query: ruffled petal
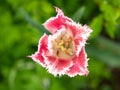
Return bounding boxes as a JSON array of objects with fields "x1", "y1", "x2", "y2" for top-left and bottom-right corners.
[
  {"x1": 44, "y1": 7, "x2": 72, "y2": 34},
  {"x1": 29, "y1": 34, "x2": 48, "y2": 67},
  {"x1": 75, "y1": 25, "x2": 92, "y2": 56},
  {"x1": 43, "y1": 55, "x2": 73, "y2": 76},
  {"x1": 66, "y1": 47, "x2": 89, "y2": 77},
  {"x1": 65, "y1": 21, "x2": 92, "y2": 56}
]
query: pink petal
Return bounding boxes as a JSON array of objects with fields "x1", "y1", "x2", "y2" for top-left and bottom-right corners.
[
  {"x1": 44, "y1": 7, "x2": 72, "y2": 34},
  {"x1": 65, "y1": 21, "x2": 92, "y2": 56},
  {"x1": 30, "y1": 34, "x2": 48, "y2": 67},
  {"x1": 66, "y1": 47, "x2": 89, "y2": 77},
  {"x1": 43, "y1": 55, "x2": 73, "y2": 76}
]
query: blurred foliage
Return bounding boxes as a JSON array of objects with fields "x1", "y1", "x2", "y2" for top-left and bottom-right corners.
[{"x1": 0, "y1": 0, "x2": 120, "y2": 90}]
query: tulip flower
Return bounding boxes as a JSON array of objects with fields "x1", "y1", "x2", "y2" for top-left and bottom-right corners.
[{"x1": 30, "y1": 7, "x2": 92, "y2": 77}]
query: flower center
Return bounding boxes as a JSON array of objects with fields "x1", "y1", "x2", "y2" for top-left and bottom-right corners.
[{"x1": 48, "y1": 29, "x2": 76, "y2": 60}]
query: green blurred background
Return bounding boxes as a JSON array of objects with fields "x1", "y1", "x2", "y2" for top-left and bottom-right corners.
[{"x1": 0, "y1": 0, "x2": 120, "y2": 90}]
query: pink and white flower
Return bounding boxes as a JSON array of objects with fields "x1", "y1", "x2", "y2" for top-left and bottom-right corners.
[{"x1": 30, "y1": 7, "x2": 92, "y2": 77}]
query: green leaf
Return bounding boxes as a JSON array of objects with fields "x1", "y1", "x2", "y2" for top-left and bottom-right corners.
[
  {"x1": 87, "y1": 36, "x2": 120, "y2": 68},
  {"x1": 100, "y1": 3, "x2": 116, "y2": 38},
  {"x1": 100, "y1": 3, "x2": 115, "y2": 23},
  {"x1": 72, "y1": 6, "x2": 85, "y2": 22},
  {"x1": 116, "y1": 15, "x2": 120, "y2": 24},
  {"x1": 111, "y1": 0, "x2": 120, "y2": 7},
  {"x1": 19, "y1": 8, "x2": 50, "y2": 34},
  {"x1": 8, "y1": 69, "x2": 16, "y2": 90},
  {"x1": 90, "y1": 15, "x2": 103, "y2": 38},
  {"x1": 105, "y1": 21, "x2": 116, "y2": 38}
]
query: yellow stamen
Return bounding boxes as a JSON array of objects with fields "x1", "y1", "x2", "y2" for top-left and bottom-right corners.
[
  {"x1": 51, "y1": 30, "x2": 75, "y2": 60},
  {"x1": 59, "y1": 40, "x2": 64, "y2": 46},
  {"x1": 65, "y1": 49, "x2": 71, "y2": 55},
  {"x1": 60, "y1": 46, "x2": 66, "y2": 51}
]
